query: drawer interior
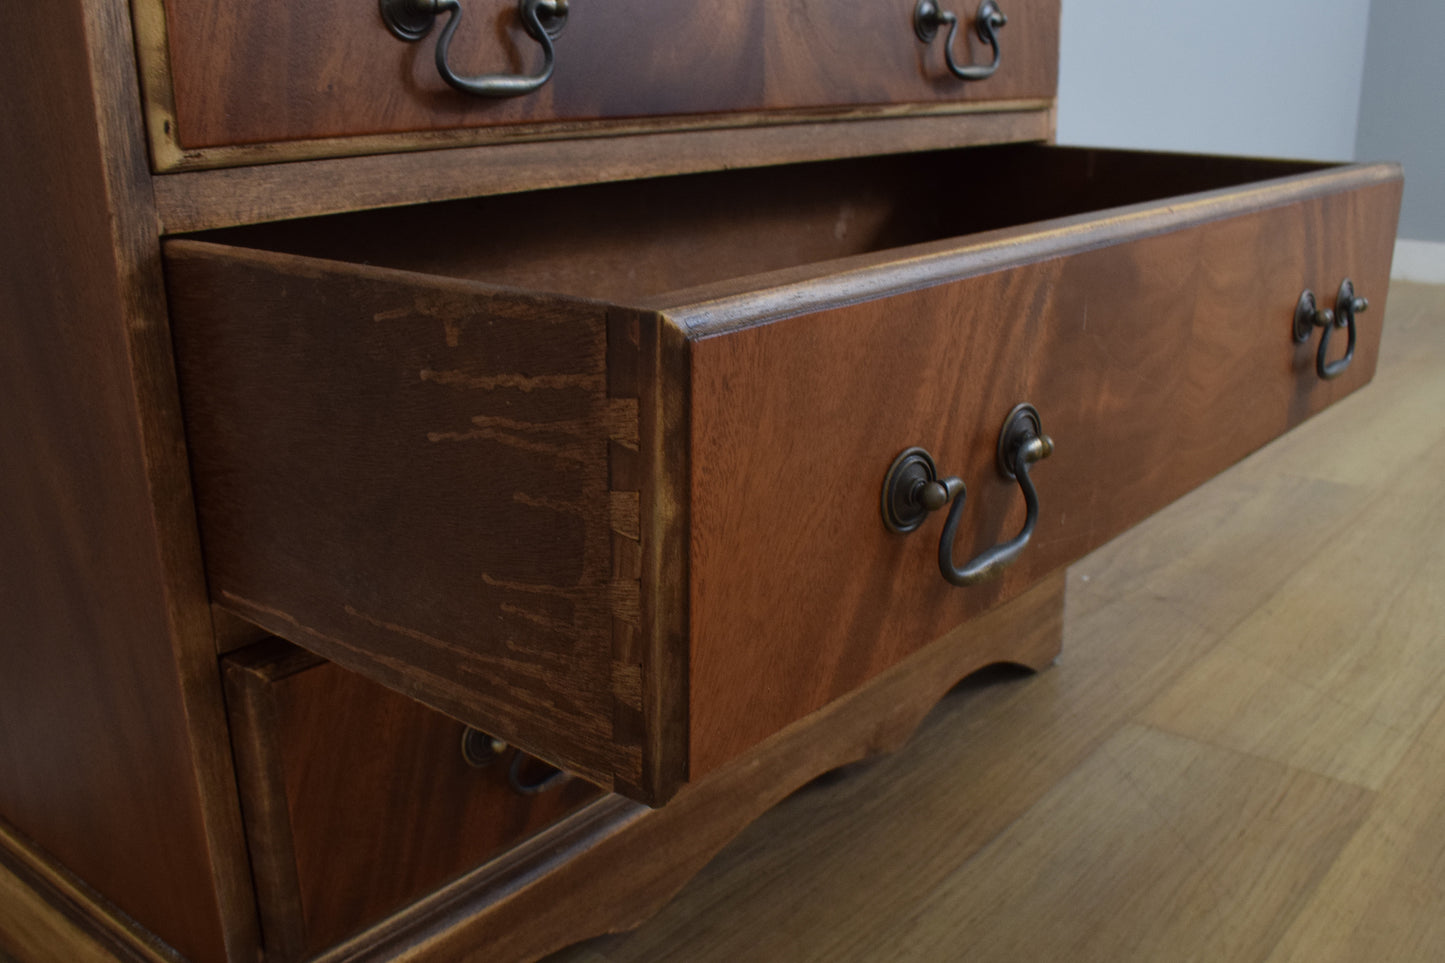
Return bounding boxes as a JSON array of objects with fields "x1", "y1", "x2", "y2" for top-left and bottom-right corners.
[{"x1": 192, "y1": 145, "x2": 1327, "y2": 302}]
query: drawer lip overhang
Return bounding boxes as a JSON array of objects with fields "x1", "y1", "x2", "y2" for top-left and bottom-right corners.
[{"x1": 656, "y1": 159, "x2": 1404, "y2": 340}]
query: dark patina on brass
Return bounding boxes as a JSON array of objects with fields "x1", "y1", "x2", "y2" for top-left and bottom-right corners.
[
  {"x1": 938, "y1": 403, "x2": 1053, "y2": 586},
  {"x1": 881, "y1": 404, "x2": 1052, "y2": 586},
  {"x1": 462, "y1": 726, "x2": 569, "y2": 794},
  {"x1": 508, "y1": 753, "x2": 569, "y2": 795},
  {"x1": 1294, "y1": 279, "x2": 1367, "y2": 380},
  {"x1": 881, "y1": 447, "x2": 966, "y2": 534},
  {"x1": 380, "y1": 0, "x2": 568, "y2": 98},
  {"x1": 460, "y1": 726, "x2": 508, "y2": 767},
  {"x1": 914, "y1": 0, "x2": 1007, "y2": 81}
]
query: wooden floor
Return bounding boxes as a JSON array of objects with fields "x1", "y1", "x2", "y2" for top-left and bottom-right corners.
[{"x1": 548, "y1": 280, "x2": 1445, "y2": 963}]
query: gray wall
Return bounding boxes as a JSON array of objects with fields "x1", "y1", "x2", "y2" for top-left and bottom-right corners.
[
  {"x1": 1055, "y1": 0, "x2": 1372, "y2": 161},
  {"x1": 1354, "y1": 0, "x2": 1445, "y2": 243}
]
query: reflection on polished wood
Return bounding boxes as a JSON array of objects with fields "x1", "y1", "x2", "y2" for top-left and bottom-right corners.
[{"x1": 548, "y1": 280, "x2": 1445, "y2": 963}]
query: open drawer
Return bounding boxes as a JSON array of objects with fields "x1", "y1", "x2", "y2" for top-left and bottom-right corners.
[{"x1": 165, "y1": 145, "x2": 1402, "y2": 804}]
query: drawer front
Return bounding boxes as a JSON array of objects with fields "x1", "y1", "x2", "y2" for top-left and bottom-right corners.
[
  {"x1": 224, "y1": 641, "x2": 601, "y2": 959},
  {"x1": 165, "y1": 148, "x2": 1401, "y2": 805},
  {"x1": 679, "y1": 173, "x2": 1403, "y2": 776},
  {"x1": 142, "y1": 0, "x2": 1057, "y2": 157}
]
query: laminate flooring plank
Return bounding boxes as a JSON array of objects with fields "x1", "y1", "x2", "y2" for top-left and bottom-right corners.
[
  {"x1": 1137, "y1": 427, "x2": 1445, "y2": 790},
  {"x1": 1224, "y1": 356, "x2": 1445, "y2": 490},
  {"x1": 1065, "y1": 472, "x2": 1364, "y2": 634},
  {"x1": 1371, "y1": 280, "x2": 1445, "y2": 366},
  {"x1": 855, "y1": 725, "x2": 1370, "y2": 963},
  {"x1": 1264, "y1": 692, "x2": 1445, "y2": 963}
]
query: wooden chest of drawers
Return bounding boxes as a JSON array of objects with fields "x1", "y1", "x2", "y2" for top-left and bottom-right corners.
[{"x1": 0, "y1": 1, "x2": 1402, "y2": 961}]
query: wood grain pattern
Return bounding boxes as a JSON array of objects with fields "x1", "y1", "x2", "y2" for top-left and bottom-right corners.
[
  {"x1": 678, "y1": 165, "x2": 1402, "y2": 776},
  {"x1": 145, "y1": 0, "x2": 1058, "y2": 154},
  {"x1": 198, "y1": 148, "x2": 1043, "y2": 302},
  {"x1": 185, "y1": 147, "x2": 1331, "y2": 309},
  {"x1": 151, "y1": 108, "x2": 1054, "y2": 229},
  {"x1": 646, "y1": 156, "x2": 1382, "y2": 328},
  {"x1": 1131, "y1": 349, "x2": 1445, "y2": 793},
  {"x1": 164, "y1": 241, "x2": 641, "y2": 795},
  {"x1": 318, "y1": 570, "x2": 1064, "y2": 963},
  {"x1": 0, "y1": 0, "x2": 257, "y2": 959},
  {"x1": 633, "y1": 309, "x2": 692, "y2": 800},
  {"x1": 1268, "y1": 680, "x2": 1445, "y2": 963},
  {"x1": 604, "y1": 311, "x2": 652, "y2": 799},
  {"x1": 224, "y1": 640, "x2": 601, "y2": 959},
  {"x1": 854, "y1": 724, "x2": 1370, "y2": 961}
]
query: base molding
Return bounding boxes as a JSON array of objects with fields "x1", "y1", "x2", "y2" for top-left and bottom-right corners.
[
  {"x1": 0, "y1": 821, "x2": 179, "y2": 963},
  {"x1": 320, "y1": 570, "x2": 1065, "y2": 963},
  {"x1": 0, "y1": 570, "x2": 1065, "y2": 963}
]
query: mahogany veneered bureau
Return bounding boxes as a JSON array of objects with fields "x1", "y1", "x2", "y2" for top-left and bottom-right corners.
[{"x1": 0, "y1": 1, "x2": 1401, "y2": 961}]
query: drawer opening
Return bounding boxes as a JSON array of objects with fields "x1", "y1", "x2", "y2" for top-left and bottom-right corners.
[{"x1": 188, "y1": 145, "x2": 1328, "y2": 305}]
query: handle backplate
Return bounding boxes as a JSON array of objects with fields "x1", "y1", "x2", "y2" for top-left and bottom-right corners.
[
  {"x1": 881, "y1": 403, "x2": 1052, "y2": 587},
  {"x1": 882, "y1": 447, "x2": 965, "y2": 534}
]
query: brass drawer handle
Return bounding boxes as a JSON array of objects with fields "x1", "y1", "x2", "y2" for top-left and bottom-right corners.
[
  {"x1": 381, "y1": 0, "x2": 567, "y2": 98},
  {"x1": 461, "y1": 727, "x2": 570, "y2": 794},
  {"x1": 882, "y1": 403, "x2": 1053, "y2": 586},
  {"x1": 507, "y1": 753, "x2": 569, "y2": 795},
  {"x1": 914, "y1": 0, "x2": 1007, "y2": 81},
  {"x1": 1294, "y1": 278, "x2": 1367, "y2": 380}
]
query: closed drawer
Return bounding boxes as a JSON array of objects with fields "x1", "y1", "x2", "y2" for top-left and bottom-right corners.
[
  {"x1": 135, "y1": 0, "x2": 1058, "y2": 167},
  {"x1": 223, "y1": 639, "x2": 601, "y2": 959},
  {"x1": 167, "y1": 145, "x2": 1402, "y2": 804}
]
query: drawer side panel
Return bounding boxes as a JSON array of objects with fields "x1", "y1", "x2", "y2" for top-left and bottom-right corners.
[
  {"x1": 686, "y1": 176, "x2": 1403, "y2": 777},
  {"x1": 166, "y1": 241, "x2": 637, "y2": 790}
]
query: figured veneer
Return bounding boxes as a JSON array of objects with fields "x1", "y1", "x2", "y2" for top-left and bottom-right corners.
[
  {"x1": 137, "y1": 0, "x2": 1059, "y2": 162},
  {"x1": 679, "y1": 176, "x2": 1401, "y2": 772}
]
